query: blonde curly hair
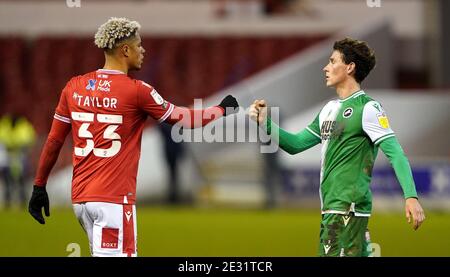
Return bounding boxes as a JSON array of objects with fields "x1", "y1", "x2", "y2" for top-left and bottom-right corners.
[{"x1": 94, "y1": 17, "x2": 141, "y2": 50}]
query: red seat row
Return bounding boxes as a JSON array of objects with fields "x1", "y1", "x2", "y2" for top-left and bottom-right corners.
[{"x1": 0, "y1": 35, "x2": 327, "y2": 135}]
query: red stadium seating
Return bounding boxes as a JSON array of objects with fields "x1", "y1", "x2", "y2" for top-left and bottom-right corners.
[
  {"x1": 0, "y1": 34, "x2": 329, "y2": 172},
  {"x1": 0, "y1": 35, "x2": 328, "y2": 135}
]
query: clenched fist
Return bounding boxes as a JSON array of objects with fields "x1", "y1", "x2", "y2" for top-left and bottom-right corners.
[{"x1": 248, "y1": 99, "x2": 268, "y2": 125}]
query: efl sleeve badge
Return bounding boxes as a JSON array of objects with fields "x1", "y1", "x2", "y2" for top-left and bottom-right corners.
[{"x1": 377, "y1": 113, "x2": 390, "y2": 129}]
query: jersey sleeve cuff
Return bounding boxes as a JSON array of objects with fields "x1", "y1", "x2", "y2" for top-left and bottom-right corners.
[
  {"x1": 158, "y1": 103, "x2": 175, "y2": 123},
  {"x1": 54, "y1": 113, "x2": 71, "y2": 124},
  {"x1": 373, "y1": 133, "x2": 395, "y2": 145}
]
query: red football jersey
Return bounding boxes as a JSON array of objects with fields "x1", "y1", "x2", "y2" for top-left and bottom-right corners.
[{"x1": 54, "y1": 69, "x2": 174, "y2": 204}]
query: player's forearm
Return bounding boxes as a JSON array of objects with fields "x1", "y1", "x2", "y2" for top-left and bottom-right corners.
[
  {"x1": 266, "y1": 118, "x2": 321, "y2": 155},
  {"x1": 34, "y1": 119, "x2": 70, "y2": 187},
  {"x1": 165, "y1": 106, "x2": 224, "y2": 129},
  {"x1": 379, "y1": 137, "x2": 418, "y2": 199},
  {"x1": 34, "y1": 138, "x2": 64, "y2": 186}
]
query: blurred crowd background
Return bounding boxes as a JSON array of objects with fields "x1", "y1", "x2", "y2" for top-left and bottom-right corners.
[{"x1": 0, "y1": 0, "x2": 449, "y2": 213}]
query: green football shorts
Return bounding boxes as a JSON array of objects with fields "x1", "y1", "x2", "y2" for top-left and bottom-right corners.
[{"x1": 318, "y1": 212, "x2": 372, "y2": 257}]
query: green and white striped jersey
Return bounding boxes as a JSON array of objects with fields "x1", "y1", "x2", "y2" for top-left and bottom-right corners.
[{"x1": 307, "y1": 90, "x2": 395, "y2": 216}]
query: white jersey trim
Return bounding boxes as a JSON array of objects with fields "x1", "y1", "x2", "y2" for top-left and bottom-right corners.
[
  {"x1": 374, "y1": 133, "x2": 396, "y2": 145},
  {"x1": 97, "y1": 69, "x2": 125, "y2": 74},
  {"x1": 318, "y1": 100, "x2": 342, "y2": 210},
  {"x1": 54, "y1": 113, "x2": 71, "y2": 124},
  {"x1": 158, "y1": 103, "x2": 174, "y2": 123},
  {"x1": 306, "y1": 127, "x2": 321, "y2": 139},
  {"x1": 354, "y1": 212, "x2": 371, "y2": 217},
  {"x1": 142, "y1": 81, "x2": 152, "y2": 89}
]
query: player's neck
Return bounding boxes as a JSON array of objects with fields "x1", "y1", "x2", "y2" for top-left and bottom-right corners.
[
  {"x1": 335, "y1": 79, "x2": 361, "y2": 100},
  {"x1": 103, "y1": 57, "x2": 129, "y2": 74}
]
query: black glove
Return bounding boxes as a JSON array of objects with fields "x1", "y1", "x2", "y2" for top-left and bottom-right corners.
[
  {"x1": 28, "y1": 185, "x2": 50, "y2": 224},
  {"x1": 218, "y1": 95, "x2": 239, "y2": 116}
]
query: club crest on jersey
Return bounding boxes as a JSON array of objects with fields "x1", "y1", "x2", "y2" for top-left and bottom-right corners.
[
  {"x1": 150, "y1": 89, "x2": 164, "y2": 105},
  {"x1": 161, "y1": 101, "x2": 168, "y2": 109},
  {"x1": 377, "y1": 113, "x2": 390, "y2": 129},
  {"x1": 343, "y1": 107, "x2": 353, "y2": 118},
  {"x1": 86, "y1": 79, "x2": 96, "y2": 91}
]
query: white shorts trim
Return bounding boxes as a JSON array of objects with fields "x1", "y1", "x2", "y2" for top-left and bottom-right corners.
[{"x1": 322, "y1": 210, "x2": 371, "y2": 217}]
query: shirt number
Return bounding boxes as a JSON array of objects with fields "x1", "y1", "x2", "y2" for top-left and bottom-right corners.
[{"x1": 71, "y1": 112, "x2": 122, "y2": 158}]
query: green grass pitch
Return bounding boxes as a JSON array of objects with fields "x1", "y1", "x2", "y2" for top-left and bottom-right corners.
[{"x1": 1, "y1": 206, "x2": 449, "y2": 257}]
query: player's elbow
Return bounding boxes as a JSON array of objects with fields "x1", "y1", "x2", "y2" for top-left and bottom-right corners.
[
  {"x1": 179, "y1": 120, "x2": 200, "y2": 129},
  {"x1": 46, "y1": 135, "x2": 65, "y2": 150},
  {"x1": 283, "y1": 146, "x2": 301, "y2": 155},
  {"x1": 290, "y1": 149, "x2": 303, "y2": 155}
]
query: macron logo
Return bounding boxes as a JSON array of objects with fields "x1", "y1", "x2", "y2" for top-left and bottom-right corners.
[
  {"x1": 343, "y1": 216, "x2": 351, "y2": 227},
  {"x1": 125, "y1": 211, "x2": 132, "y2": 222}
]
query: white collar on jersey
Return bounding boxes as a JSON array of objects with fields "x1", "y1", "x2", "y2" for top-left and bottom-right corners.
[{"x1": 97, "y1": 69, "x2": 126, "y2": 74}]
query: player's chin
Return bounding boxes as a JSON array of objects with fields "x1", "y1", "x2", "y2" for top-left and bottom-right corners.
[
  {"x1": 325, "y1": 80, "x2": 335, "y2": 87},
  {"x1": 133, "y1": 63, "x2": 142, "y2": 71}
]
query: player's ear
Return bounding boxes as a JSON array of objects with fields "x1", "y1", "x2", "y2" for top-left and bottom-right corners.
[
  {"x1": 347, "y1": 62, "x2": 356, "y2": 76},
  {"x1": 121, "y1": 44, "x2": 130, "y2": 58}
]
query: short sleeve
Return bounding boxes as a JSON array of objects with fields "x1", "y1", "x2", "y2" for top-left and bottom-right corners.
[
  {"x1": 306, "y1": 112, "x2": 322, "y2": 141},
  {"x1": 362, "y1": 101, "x2": 395, "y2": 145},
  {"x1": 54, "y1": 80, "x2": 72, "y2": 124},
  {"x1": 137, "y1": 81, "x2": 174, "y2": 123}
]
